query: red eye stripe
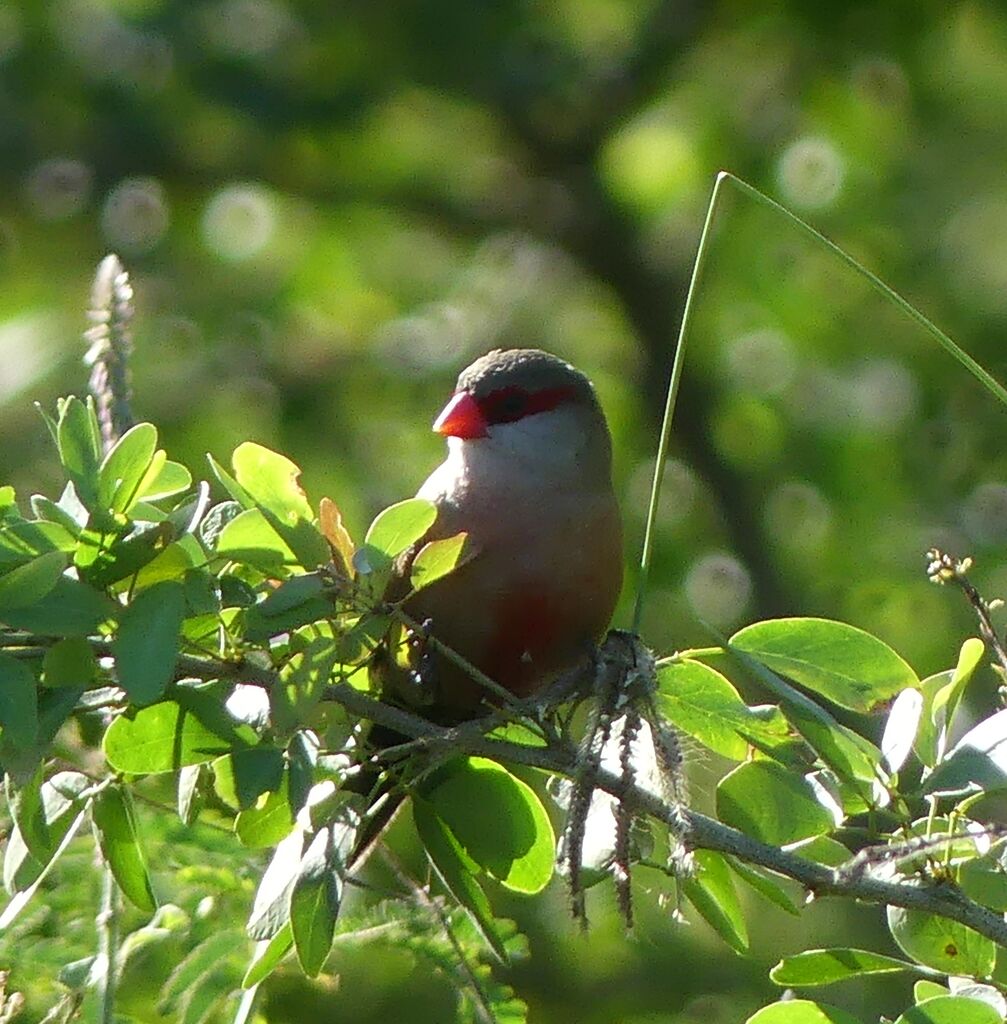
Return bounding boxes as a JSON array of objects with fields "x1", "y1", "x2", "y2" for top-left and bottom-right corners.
[{"x1": 478, "y1": 384, "x2": 577, "y2": 426}]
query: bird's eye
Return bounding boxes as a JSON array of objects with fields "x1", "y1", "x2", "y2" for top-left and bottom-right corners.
[{"x1": 483, "y1": 386, "x2": 530, "y2": 424}]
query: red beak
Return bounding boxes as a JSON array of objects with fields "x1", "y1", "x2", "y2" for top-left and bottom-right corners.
[{"x1": 433, "y1": 390, "x2": 488, "y2": 439}]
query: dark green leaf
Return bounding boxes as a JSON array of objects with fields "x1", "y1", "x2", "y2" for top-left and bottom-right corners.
[
  {"x1": 682, "y1": 849, "x2": 748, "y2": 953},
  {"x1": 0, "y1": 550, "x2": 67, "y2": 611},
  {"x1": 112, "y1": 579, "x2": 185, "y2": 705},
  {"x1": 413, "y1": 794, "x2": 508, "y2": 962},
  {"x1": 727, "y1": 857, "x2": 800, "y2": 915},
  {"x1": 0, "y1": 653, "x2": 39, "y2": 750},
  {"x1": 42, "y1": 637, "x2": 96, "y2": 688},
  {"x1": 290, "y1": 827, "x2": 339, "y2": 977},
  {"x1": 91, "y1": 784, "x2": 157, "y2": 912},
  {"x1": 212, "y1": 747, "x2": 284, "y2": 811},
  {"x1": 731, "y1": 618, "x2": 918, "y2": 712},
  {"x1": 0, "y1": 576, "x2": 116, "y2": 636}
]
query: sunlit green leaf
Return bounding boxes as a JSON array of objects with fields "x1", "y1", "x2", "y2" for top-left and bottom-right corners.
[
  {"x1": 730, "y1": 618, "x2": 918, "y2": 712},
  {"x1": 770, "y1": 948, "x2": 916, "y2": 986},
  {"x1": 103, "y1": 694, "x2": 254, "y2": 773},
  {"x1": 717, "y1": 760, "x2": 835, "y2": 845},
  {"x1": 887, "y1": 906, "x2": 996, "y2": 977},
  {"x1": 212, "y1": 748, "x2": 284, "y2": 811},
  {"x1": 410, "y1": 532, "x2": 472, "y2": 591},
  {"x1": 745, "y1": 1000, "x2": 865, "y2": 1024},
  {"x1": 892, "y1": 996, "x2": 1002, "y2": 1024},
  {"x1": 657, "y1": 660, "x2": 790, "y2": 760},
  {"x1": 56, "y1": 396, "x2": 101, "y2": 507},
  {"x1": 358, "y1": 498, "x2": 437, "y2": 574},
  {"x1": 242, "y1": 923, "x2": 293, "y2": 988},
  {"x1": 97, "y1": 422, "x2": 158, "y2": 514},
  {"x1": 419, "y1": 756, "x2": 554, "y2": 894}
]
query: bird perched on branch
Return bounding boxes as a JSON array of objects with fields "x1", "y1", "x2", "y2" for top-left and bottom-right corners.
[{"x1": 380, "y1": 347, "x2": 623, "y2": 716}]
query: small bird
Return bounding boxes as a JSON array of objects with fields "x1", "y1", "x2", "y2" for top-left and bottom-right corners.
[{"x1": 381, "y1": 347, "x2": 623, "y2": 715}]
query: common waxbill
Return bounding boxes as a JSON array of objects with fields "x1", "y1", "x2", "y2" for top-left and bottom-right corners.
[{"x1": 381, "y1": 347, "x2": 623, "y2": 715}]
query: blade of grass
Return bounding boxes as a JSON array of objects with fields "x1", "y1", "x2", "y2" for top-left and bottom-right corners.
[{"x1": 631, "y1": 171, "x2": 1007, "y2": 634}]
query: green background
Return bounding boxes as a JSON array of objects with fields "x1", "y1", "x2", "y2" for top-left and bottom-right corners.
[{"x1": 2, "y1": 1, "x2": 1007, "y2": 1020}]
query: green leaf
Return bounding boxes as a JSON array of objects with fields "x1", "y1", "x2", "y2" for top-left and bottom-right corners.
[
  {"x1": 272, "y1": 636, "x2": 339, "y2": 733},
  {"x1": 410, "y1": 532, "x2": 472, "y2": 591},
  {"x1": 717, "y1": 760, "x2": 836, "y2": 845},
  {"x1": 892, "y1": 996, "x2": 1002, "y2": 1024},
  {"x1": 881, "y1": 688, "x2": 924, "y2": 774},
  {"x1": 730, "y1": 618, "x2": 918, "y2": 712},
  {"x1": 91, "y1": 784, "x2": 157, "y2": 912},
  {"x1": 746, "y1": 1000, "x2": 865, "y2": 1024},
  {"x1": 771, "y1": 948, "x2": 917, "y2": 986},
  {"x1": 29, "y1": 495, "x2": 82, "y2": 536},
  {"x1": 215, "y1": 508, "x2": 298, "y2": 571},
  {"x1": 97, "y1": 422, "x2": 158, "y2": 514},
  {"x1": 914, "y1": 982, "x2": 949, "y2": 1003},
  {"x1": 135, "y1": 453, "x2": 192, "y2": 502},
  {"x1": 887, "y1": 906, "x2": 996, "y2": 977},
  {"x1": 419, "y1": 757, "x2": 554, "y2": 894},
  {"x1": 924, "y1": 709, "x2": 1007, "y2": 796},
  {"x1": 358, "y1": 498, "x2": 437, "y2": 574},
  {"x1": 56, "y1": 396, "x2": 101, "y2": 507},
  {"x1": 235, "y1": 781, "x2": 295, "y2": 848},
  {"x1": 103, "y1": 694, "x2": 254, "y2": 774},
  {"x1": 247, "y1": 828, "x2": 303, "y2": 940},
  {"x1": 42, "y1": 637, "x2": 96, "y2": 688},
  {"x1": 959, "y1": 856, "x2": 1007, "y2": 911},
  {"x1": 231, "y1": 442, "x2": 329, "y2": 570},
  {"x1": 657, "y1": 660, "x2": 790, "y2": 760},
  {"x1": 0, "y1": 550, "x2": 67, "y2": 611},
  {"x1": 112, "y1": 579, "x2": 185, "y2": 705},
  {"x1": 413, "y1": 794, "x2": 508, "y2": 962},
  {"x1": 212, "y1": 748, "x2": 284, "y2": 811},
  {"x1": 6, "y1": 767, "x2": 47, "y2": 860},
  {"x1": 0, "y1": 576, "x2": 116, "y2": 636},
  {"x1": 682, "y1": 849, "x2": 749, "y2": 953},
  {"x1": 0, "y1": 653, "x2": 39, "y2": 750},
  {"x1": 159, "y1": 930, "x2": 241, "y2": 1013},
  {"x1": 243, "y1": 923, "x2": 293, "y2": 988},
  {"x1": 726, "y1": 644, "x2": 880, "y2": 786},
  {"x1": 726, "y1": 857, "x2": 800, "y2": 915},
  {"x1": 290, "y1": 827, "x2": 339, "y2": 977}
]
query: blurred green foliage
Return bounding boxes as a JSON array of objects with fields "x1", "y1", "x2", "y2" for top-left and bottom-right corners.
[{"x1": 3, "y1": 1, "x2": 1007, "y2": 1020}]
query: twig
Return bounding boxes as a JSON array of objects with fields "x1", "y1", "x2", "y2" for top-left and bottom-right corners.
[
  {"x1": 95, "y1": 865, "x2": 120, "y2": 1024},
  {"x1": 926, "y1": 549, "x2": 1007, "y2": 683}
]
